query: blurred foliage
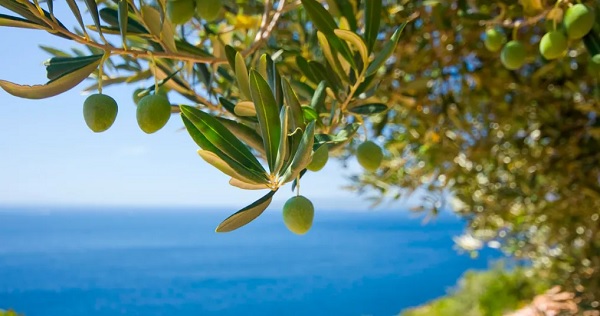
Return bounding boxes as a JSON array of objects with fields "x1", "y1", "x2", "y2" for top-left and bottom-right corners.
[
  {"x1": 400, "y1": 266, "x2": 550, "y2": 316},
  {"x1": 0, "y1": 0, "x2": 599, "y2": 307}
]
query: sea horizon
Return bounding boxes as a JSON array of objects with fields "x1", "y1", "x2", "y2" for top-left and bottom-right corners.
[{"x1": 0, "y1": 206, "x2": 500, "y2": 316}]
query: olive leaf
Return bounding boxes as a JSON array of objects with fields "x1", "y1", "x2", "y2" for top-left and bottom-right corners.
[
  {"x1": 0, "y1": 55, "x2": 101, "y2": 99},
  {"x1": 301, "y1": 0, "x2": 355, "y2": 68},
  {"x1": 215, "y1": 190, "x2": 277, "y2": 233},
  {"x1": 348, "y1": 103, "x2": 389, "y2": 115},
  {"x1": 249, "y1": 70, "x2": 281, "y2": 174},
  {"x1": 44, "y1": 54, "x2": 104, "y2": 81},
  {"x1": 364, "y1": 0, "x2": 382, "y2": 54},
  {"x1": 279, "y1": 121, "x2": 315, "y2": 184},
  {"x1": 180, "y1": 105, "x2": 267, "y2": 176},
  {"x1": 334, "y1": 29, "x2": 369, "y2": 69},
  {"x1": 366, "y1": 23, "x2": 406, "y2": 77},
  {"x1": 118, "y1": 0, "x2": 129, "y2": 48},
  {"x1": 235, "y1": 52, "x2": 252, "y2": 100},
  {"x1": 83, "y1": 0, "x2": 104, "y2": 40},
  {"x1": 0, "y1": 13, "x2": 44, "y2": 29},
  {"x1": 181, "y1": 114, "x2": 269, "y2": 184}
]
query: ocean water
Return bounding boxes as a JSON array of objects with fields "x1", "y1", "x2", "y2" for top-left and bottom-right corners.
[{"x1": 0, "y1": 207, "x2": 500, "y2": 316}]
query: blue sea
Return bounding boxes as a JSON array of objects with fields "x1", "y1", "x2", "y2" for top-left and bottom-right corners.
[{"x1": 0, "y1": 207, "x2": 500, "y2": 316}]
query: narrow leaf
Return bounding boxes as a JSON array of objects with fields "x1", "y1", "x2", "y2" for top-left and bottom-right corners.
[
  {"x1": 279, "y1": 121, "x2": 315, "y2": 184},
  {"x1": 274, "y1": 106, "x2": 289, "y2": 176},
  {"x1": 214, "y1": 117, "x2": 266, "y2": 157},
  {"x1": 0, "y1": 13, "x2": 44, "y2": 29},
  {"x1": 364, "y1": 0, "x2": 382, "y2": 53},
  {"x1": 229, "y1": 178, "x2": 270, "y2": 190},
  {"x1": 282, "y1": 78, "x2": 305, "y2": 130},
  {"x1": 235, "y1": 52, "x2": 251, "y2": 100},
  {"x1": 366, "y1": 23, "x2": 406, "y2": 77},
  {"x1": 302, "y1": 106, "x2": 319, "y2": 122},
  {"x1": 65, "y1": 0, "x2": 87, "y2": 36},
  {"x1": 99, "y1": 7, "x2": 148, "y2": 33},
  {"x1": 118, "y1": 0, "x2": 128, "y2": 49},
  {"x1": 182, "y1": 115, "x2": 269, "y2": 184},
  {"x1": 180, "y1": 106, "x2": 267, "y2": 175},
  {"x1": 301, "y1": 0, "x2": 356, "y2": 67},
  {"x1": 44, "y1": 54, "x2": 103, "y2": 81},
  {"x1": 0, "y1": 58, "x2": 100, "y2": 99},
  {"x1": 310, "y1": 81, "x2": 328, "y2": 111},
  {"x1": 334, "y1": 29, "x2": 369, "y2": 68},
  {"x1": 249, "y1": 70, "x2": 281, "y2": 173},
  {"x1": 317, "y1": 31, "x2": 350, "y2": 83},
  {"x1": 83, "y1": 0, "x2": 104, "y2": 39},
  {"x1": 225, "y1": 45, "x2": 238, "y2": 71},
  {"x1": 197, "y1": 150, "x2": 264, "y2": 186},
  {"x1": 215, "y1": 190, "x2": 277, "y2": 232},
  {"x1": 348, "y1": 103, "x2": 389, "y2": 115}
]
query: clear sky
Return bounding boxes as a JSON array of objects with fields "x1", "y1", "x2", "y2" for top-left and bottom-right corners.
[{"x1": 0, "y1": 4, "x2": 390, "y2": 210}]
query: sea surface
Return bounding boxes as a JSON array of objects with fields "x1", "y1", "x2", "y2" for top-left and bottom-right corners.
[{"x1": 0, "y1": 207, "x2": 500, "y2": 316}]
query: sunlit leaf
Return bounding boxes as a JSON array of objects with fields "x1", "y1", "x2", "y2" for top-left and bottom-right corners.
[
  {"x1": 0, "y1": 56, "x2": 101, "y2": 99},
  {"x1": 249, "y1": 70, "x2": 281, "y2": 173},
  {"x1": 215, "y1": 190, "x2": 277, "y2": 232},
  {"x1": 180, "y1": 105, "x2": 267, "y2": 175}
]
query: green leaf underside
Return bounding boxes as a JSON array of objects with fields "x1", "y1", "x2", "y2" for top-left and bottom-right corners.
[
  {"x1": 197, "y1": 150, "x2": 263, "y2": 186},
  {"x1": 282, "y1": 78, "x2": 305, "y2": 131},
  {"x1": 45, "y1": 54, "x2": 103, "y2": 81},
  {"x1": 181, "y1": 115, "x2": 269, "y2": 184},
  {"x1": 0, "y1": 58, "x2": 101, "y2": 99},
  {"x1": 366, "y1": 23, "x2": 406, "y2": 77},
  {"x1": 301, "y1": 0, "x2": 356, "y2": 68},
  {"x1": 235, "y1": 52, "x2": 251, "y2": 100},
  {"x1": 215, "y1": 190, "x2": 277, "y2": 232},
  {"x1": 348, "y1": 103, "x2": 389, "y2": 115},
  {"x1": 180, "y1": 105, "x2": 267, "y2": 175},
  {"x1": 0, "y1": 13, "x2": 44, "y2": 29},
  {"x1": 280, "y1": 121, "x2": 315, "y2": 184},
  {"x1": 249, "y1": 70, "x2": 281, "y2": 173},
  {"x1": 364, "y1": 0, "x2": 382, "y2": 54},
  {"x1": 274, "y1": 106, "x2": 289, "y2": 176},
  {"x1": 311, "y1": 81, "x2": 328, "y2": 111}
]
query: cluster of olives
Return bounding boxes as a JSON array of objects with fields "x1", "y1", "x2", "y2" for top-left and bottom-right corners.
[
  {"x1": 82, "y1": 89, "x2": 172, "y2": 134},
  {"x1": 484, "y1": 4, "x2": 596, "y2": 70},
  {"x1": 167, "y1": 0, "x2": 222, "y2": 24},
  {"x1": 281, "y1": 141, "x2": 383, "y2": 235},
  {"x1": 305, "y1": 140, "x2": 384, "y2": 173}
]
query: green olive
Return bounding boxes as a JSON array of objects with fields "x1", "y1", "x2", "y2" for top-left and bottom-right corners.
[
  {"x1": 484, "y1": 29, "x2": 505, "y2": 52},
  {"x1": 196, "y1": 0, "x2": 222, "y2": 22},
  {"x1": 564, "y1": 4, "x2": 595, "y2": 40},
  {"x1": 306, "y1": 145, "x2": 329, "y2": 172},
  {"x1": 282, "y1": 195, "x2": 314, "y2": 235},
  {"x1": 500, "y1": 40, "x2": 526, "y2": 70},
  {"x1": 356, "y1": 141, "x2": 383, "y2": 172},
  {"x1": 167, "y1": 0, "x2": 196, "y2": 25},
  {"x1": 136, "y1": 94, "x2": 171, "y2": 134},
  {"x1": 83, "y1": 94, "x2": 118, "y2": 133},
  {"x1": 539, "y1": 31, "x2": 568, "y2": 60}
]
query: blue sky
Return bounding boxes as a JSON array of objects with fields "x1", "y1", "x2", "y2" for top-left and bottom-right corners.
[{"x1": 0, "y1": 4, "x2": 387, "y2": 210}]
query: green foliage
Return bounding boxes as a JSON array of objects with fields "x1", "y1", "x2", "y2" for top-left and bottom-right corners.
[
  {"x1": 401, "y1": 266, "x2": 550, "y2": 316},
  {"x1": 1, "y1": 0, "x2": 600, "y2": 306}
]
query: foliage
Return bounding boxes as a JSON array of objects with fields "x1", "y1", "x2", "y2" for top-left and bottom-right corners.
[
  {"x1": 1, "y1": 0, "x2": 600, "y2": 306},
  {"x1": 400, "y1": 266, "x2": 550, "y2": 316}
]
